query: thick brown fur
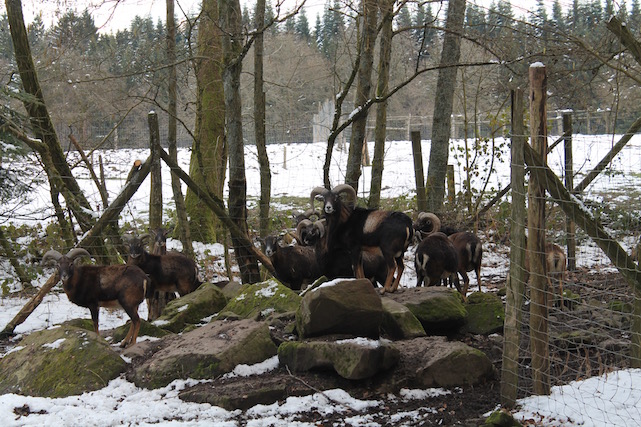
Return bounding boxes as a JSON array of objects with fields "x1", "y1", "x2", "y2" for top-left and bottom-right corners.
[{"x1": 42, "y1": 249, "x2": 147, "y2": 348}]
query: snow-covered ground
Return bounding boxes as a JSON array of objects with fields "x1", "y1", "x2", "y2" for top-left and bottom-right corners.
[{"x1": 1, "y1": 135, "x2": 641, "y2": 425}]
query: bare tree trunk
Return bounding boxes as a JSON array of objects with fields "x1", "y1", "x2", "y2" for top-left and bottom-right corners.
[
  {"x1": 167, "y1": 0, "x2": 193, "y2": 258},
  {"x1": 148, "y1": 111, "x2": 173, "y2": 321},
  {"x1": 5, "y1": 0, "x2": 110, "y2": 261},
  {"x1": 0, "y1": 226, "x2": 34, "y2": 290},
  {"x1": 369, "y1": 0, "x2": 394, "y2": 209},
  {"x1": 345, "y1": 0, "x2": 378, "y2": 192},
  {"x1": 425, "y1": 0, "x2": 466, "y2": 214},
  {"x1": 501, "y1": 89, "x2": 526, "y2": 408},
  {"x1": 254, "y1": 0, "x2": 271, "y2": 238},
  {"x1": 185, "y1": 0, "x2": 228, "y2": 243},
  {"x1": 220, "y1": 0, "x2": 260, "y2": 284}
]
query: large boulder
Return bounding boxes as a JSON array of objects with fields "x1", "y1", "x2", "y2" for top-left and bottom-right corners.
[
  {"x1": 219, "y1": 279, "x2": 301, "y2": 320},
  {"x1": 296, "y1": 278, "x2": 383, "y2": 339},
  {"x1": 131, "y1": 318, "x2": 278, "y2": 389},
  {"x1": 461, "y1": 291, "x2": 505, "y2": 335},
  {"x1": 386, "y1": 287, "x2": 467, "y2": 335},
  {"x1": 0, "y1": 326, "x2": 126, "y2": 397},
  {"x1": 152, "y1": 282, "x2": 228, "y2": 333},
  {"x1": 278, "y1": 338, "x2": 400, "y2": 380},
  {"x1": 380, "y1": 297, "x2": 426, "y2": 339},
  {"x1": 402, "y1": 336, "x2": 495, "y2": 388}
]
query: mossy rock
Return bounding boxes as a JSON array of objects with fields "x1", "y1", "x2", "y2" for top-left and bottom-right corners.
[
  {"x1": 61, "y1": 318, "x2": 96, "y2": 332},
  {"x1": 461, "y1": 292, "x2": 505, "y2": 335},
  {"x1": 219, "y1": 279, "x2": 301, "y2": 320},
  {"x1": 0, "y1": 326, "x2": 126, "y2": 397},
  {"x1": 608, "y1": 299, "x2": 632, "y2": 313},
  {"x1": 483, "y1": 409, "x2": 522, "y2": 426},
  {"x1": 153, "y1": 282, "x2": 228, "y2": 333},
  {"x1": 381, "y1": 297, "x2": 426, "y2": 339},
  {"x1": 400, "y1": 288, "x2": 468, "y2": 335},
  {"x1": 132, "y1": 319, "x2": 278, "y2": 389},
  {"x1": 111, "y1": 319, "x2": 173, "y2": 343}
]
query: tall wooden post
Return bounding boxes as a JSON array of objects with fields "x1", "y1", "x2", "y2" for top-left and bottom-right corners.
[
  {"x1": 148, "y1": 111, "x2": 171, "y2": 320},
  {"x1": 148, "y1": 111, "x2": 162, "y2": 232},
  {"x1": 528, "y1": 63, "x2": 550, "y2": 395},
  {"x1": 501, "y1": 88, "x2": 527, "y2": 407},
  {"x1": 563, "y1": 113, "x2": 576, "y2": 271},
  {"x1": 411, "y1": 131, "x2": 427, "y2": 212}
]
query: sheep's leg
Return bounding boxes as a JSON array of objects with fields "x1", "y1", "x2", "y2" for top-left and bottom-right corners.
[
  {"x1": 381, "y1": 256, "x2": 398, "y2": 293},
  {"x1": 390, "y1": 256, "x2": 404, "y2": 292},
  {"x1": 121, "y1": 307, "x2": 141, "y2": 348},
  {"x1": 89, "y1": 306, "x2": 100, "y2": 336},
  {"x1": 352, "y1": 251, "x2": 366, "y2": 279},
  {"x1": 461, "y1": 271, "x2": 470, "y2": 298},
  {"x1": 476, "y1": 265, "x2": 482, "y2": 291}
]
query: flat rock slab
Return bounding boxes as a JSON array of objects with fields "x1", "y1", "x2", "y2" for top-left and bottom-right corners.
[
  {"x1": 399, "y1": 336, "x2": 496, "y2": 388},
  {"x1": 278, "y1": 337, "x2": 400, "y2": 380},
  {"x1": 131, "y1": 318, "x2": 277, "y2": 389}
]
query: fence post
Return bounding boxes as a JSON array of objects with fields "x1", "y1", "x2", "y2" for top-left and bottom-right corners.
[
  {"x1": 148, "y1": 111, "x2": 162, "y2": 231},
  {"x1": 563, "y1": 113, "x2": 576, "y2": 271},
  {"x1": 501, "y1": 88, "x2": 527, "y2": 408},
  {"x1": 528, "y1": 63, "x2": 551, "y2": 396},
  {"x1": 411, "y1": 131, "x2": 427, "y2": 212},
  {"x1": 148, "y1": 111, "x2": 169, "y2": 321}
]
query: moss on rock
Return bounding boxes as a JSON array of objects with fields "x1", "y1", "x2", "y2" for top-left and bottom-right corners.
[
  {"x1": 403, "y1": 288, "x2": 467, "y2": 335},
  {"x1": 462, "y1": 291, "x2": 505, "y2": 335},
  {"x1": 0, "y1": 326, "x2": 126, "y2": 397},
  {"x1": 220, "y1": 279, "x2": 301, "y2": 319},
  {"x1": 153, "y1": 282, "x2": 228, "y2": 333}
]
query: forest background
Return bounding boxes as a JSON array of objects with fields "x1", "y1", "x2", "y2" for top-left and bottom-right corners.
[{"x1": 2, "y1": 0, "x2": 641, "y2": 285}]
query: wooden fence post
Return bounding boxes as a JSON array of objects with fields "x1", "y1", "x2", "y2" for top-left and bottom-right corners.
[
  {"x1": 501, "y1": 88, "x2": 527, "y2": 408},
  {"x1": 563, "y1": 113, "x2": 576, "y2": 271},
  {"x1": 149, "y1": 111, "x2": 162, "y2": 231},
  {"x1": 411, "y1": 131, "x2": 427, "y2": 212},
  {"x1": 528, "y1": 63, "x2": 551, "y2": 396}
]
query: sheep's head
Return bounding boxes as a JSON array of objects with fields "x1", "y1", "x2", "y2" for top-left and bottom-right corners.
[
  {"x1": 124, "y1": 234, "x2": 150, "y2": 260},
  {"x1": 300, "y1": 219, "x2": 325, "y2": 246},
  {"x1": 413, "y1": 212, "x2": 441, "y2": 241},
  {"x1": 262, "y1": 235, "x2": 281, "y2": 258},
  {"x1": 42, "y1": 248, "x2": 91, "y2": 282}
]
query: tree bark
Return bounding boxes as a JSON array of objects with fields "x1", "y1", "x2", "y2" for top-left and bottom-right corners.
[
  {"x1": 220, "y1": 0, "x2": 260, "y2": 284},
  {"x1": 528, "y1": 64, "x2": 550, "y2": 396},
  {"x1": 345, "y1": 0, "x2": 378, "y2": 191},
  {"x1": 254, "y1": 0, "x2": 271, "y2": 238},
  {"x1": 185, "y1": 0, "x2": 228, "y2": 243},
  {"x1": 501, "y1": 89, "x2": 526, "y2": 408},
  {"x1": 425, "y1": 0, "x2": 466, "y2": 214},
  {"x1": 167, "y1": 0, "x2": 194, "y2": 258},
  {"x1": 369, "y1": 0, "x2": 393, "y2": 208}
]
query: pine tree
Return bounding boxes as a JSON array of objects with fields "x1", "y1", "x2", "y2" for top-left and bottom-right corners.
[
  {"x1": 552, "y1": 0, "x2": 565, "y2": 32},
  {"x1": 630, "y1": 0, "x2": 641, "y2": 34},
  {"x1": 295, "y1": 9, "x2": 311, "y2": 41},
  {"x1": 396, "y1": 3, "x2": 412, "y2": 30}
]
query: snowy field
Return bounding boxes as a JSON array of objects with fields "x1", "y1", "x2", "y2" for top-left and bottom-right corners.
[{"x1": 1, "y1": 134, "x2": 641, "y2": 425}]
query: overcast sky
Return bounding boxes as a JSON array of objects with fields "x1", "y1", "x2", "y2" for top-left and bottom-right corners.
[{"x1": 0, "y1": 0, "x2": 570, "y2": 35}]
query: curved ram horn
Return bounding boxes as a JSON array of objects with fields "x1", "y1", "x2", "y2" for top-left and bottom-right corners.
[
  {"x1": 296, "y1": 219, "x2": 313, "y2": 240},
  {"x1": 314, "y1": 219, "x2": 326, "y2": 238},
  {"x1": 41, "y1": 249, "x2": 63, "y2": 265},
  {"x1": 331, "y1": 184, "x2": 357, "y2": 208},
  {"x1": 140, "y1": 233, "x2": 151, "y2": 243},
  {"x1": 310, "y1": 186, "x2": 330, "y2": 208},
  {"x1": 416, "y1": 212, "x2": 441, "y2": 235},
  {"x1": 66, "y1": 248, "x2": 92, "y2": 261}
]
